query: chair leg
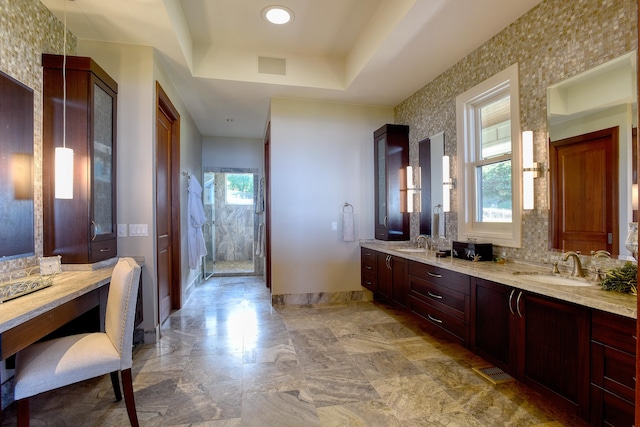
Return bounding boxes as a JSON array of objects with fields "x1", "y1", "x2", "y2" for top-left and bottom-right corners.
[
  {"x1": 121, "y1": 368, "x2": 139, "y2": 427},
  {"x1": 16, "y1": 398, "x2": 30, "y2": 427},
  {"x1": 110, "y1": 371, "x2": 123, "y2": 401}
]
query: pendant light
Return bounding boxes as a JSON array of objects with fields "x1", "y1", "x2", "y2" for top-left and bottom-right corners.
[{"x1": 55, "y1": 0, "x2": 73, "y2": 199}]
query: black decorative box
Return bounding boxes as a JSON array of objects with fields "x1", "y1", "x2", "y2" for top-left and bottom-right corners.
[{"x1": 452, "y1": 241, "x2": 493, "y2": 262}]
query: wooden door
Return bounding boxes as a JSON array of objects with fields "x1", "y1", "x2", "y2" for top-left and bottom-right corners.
[
  {"x1": 264, "y1": 123, "x2": 271, "y2": 289},
  {"x1": 549, "y1": 127, "x2": 619, "y2": 255},
  {"x1": 156, "y1": 83, "x2": 181, "y2": 325}
]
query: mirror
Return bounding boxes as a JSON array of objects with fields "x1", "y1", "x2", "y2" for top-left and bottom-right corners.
[
  {"x1": 0, "y1": 70, "x2": 34, "y2": 260},
  {"x1": 419, "y1": 132, "x2": 445, "y2": 237},
  {"x1": 547, "y1": 51, "x2": 637, "y2": 257}
]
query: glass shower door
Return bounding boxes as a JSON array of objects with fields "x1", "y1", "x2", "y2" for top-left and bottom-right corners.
[{"x1": 202, "y1": 172, "x2": 215, "y2": 279}]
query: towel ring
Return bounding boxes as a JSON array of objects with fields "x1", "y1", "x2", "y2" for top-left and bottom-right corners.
[{"x1": 343, "y1": 202, "x2": 354, "y2": 213}]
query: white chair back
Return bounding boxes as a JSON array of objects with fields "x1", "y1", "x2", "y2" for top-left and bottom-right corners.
[{"x1": 105, "y1": 257, "x2": 141, "y2": 370}]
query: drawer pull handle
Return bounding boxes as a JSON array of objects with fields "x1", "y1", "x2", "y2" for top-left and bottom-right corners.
[
  {"x1": 516, "y1": 291, "x2": 524, "y2": 318},
  {"x1": 427, "y1": 272, "x2": 442, "y2": 278},
  {"x1": 427, "y1": 314, "x2": 443, "y2": 324},
  {"x1": 365, "y1": 265, "x2": 372, "y2": 270},
  {"x1": 427, "y1": 291, "x2": 443, "y2": 300},
  {"x1": 508, "y1": 289, "x2": 516, "y2": 315},
  {"x1": 633, "y1": 335, "x2": 637, "y2": 340},
  {"x1": 364, "y1": 281, "x2": 372, "y2": 286},
  {"x1": 99, "y1": 248, "x2": 111, "y2": 252}
]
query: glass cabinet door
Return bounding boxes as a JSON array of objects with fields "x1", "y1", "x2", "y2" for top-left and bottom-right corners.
[
  {"x1": 91, "y1": 81, "x2": 114, "y2": 240},
  {"x1": 377, "y1": 136, "x2": 387, "y2": 229}
]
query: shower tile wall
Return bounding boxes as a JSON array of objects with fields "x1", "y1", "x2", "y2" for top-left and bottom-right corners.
[{"x1": 214, "y1": 173, "x2": 254, "y2": 263}]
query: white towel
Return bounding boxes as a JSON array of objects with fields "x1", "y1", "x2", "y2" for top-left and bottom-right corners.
[
  {"x1": 255, "y1": 223, "x2": 265, "y2": 257},
  {"x1": 343, "y1": 211, "x2": 355, "y2": 242}
]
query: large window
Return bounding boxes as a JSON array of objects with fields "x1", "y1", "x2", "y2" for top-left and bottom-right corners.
[
  {"x1": 456, "y1": 64, "x2": 522, "y2": 247},
  {"x1": 225, "y1": 173, "x2": 254, "y2": 205}
]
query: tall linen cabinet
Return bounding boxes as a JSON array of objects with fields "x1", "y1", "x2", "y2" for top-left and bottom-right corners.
[
  {"x1": 374, "y1": 124, "x2": 410, "y2": 241},
  {"x1": 42, "y1": 54, "x2": 118, "y2": 264}
]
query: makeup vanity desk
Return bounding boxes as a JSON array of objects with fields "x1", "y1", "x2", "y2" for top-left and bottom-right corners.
[{"x1": 0, "y1": 266, "x2": 113, "y2": 363}]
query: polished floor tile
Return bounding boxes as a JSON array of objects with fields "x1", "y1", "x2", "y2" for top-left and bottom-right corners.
[{"x1": 1, "y1": 276, "x2": 590, "y2": 426}]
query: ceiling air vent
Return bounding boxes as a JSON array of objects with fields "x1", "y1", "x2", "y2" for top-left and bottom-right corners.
[{"x1": 258, "y1": 56, "x2": 286, "y2": 75}]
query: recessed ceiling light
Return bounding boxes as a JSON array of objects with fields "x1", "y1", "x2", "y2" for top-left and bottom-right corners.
[{"x1": 262, "y1": 5, "x2": 294, "y2": 25}]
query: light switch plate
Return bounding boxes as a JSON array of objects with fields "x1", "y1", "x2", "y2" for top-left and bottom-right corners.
[{"x1": 117, "y1": 224, "x2": 127, "y2": 237}]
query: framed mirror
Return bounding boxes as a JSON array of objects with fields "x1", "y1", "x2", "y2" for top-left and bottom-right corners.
[
  {"x1": 0, "y1": 70, "x2": 34, "y2": 260},
  {"x1": 547, "y1": 51, "x2": 637, "y2": 258},
  {"x1": 419, "y1": 132, "x2": 445, "y2": 237}
]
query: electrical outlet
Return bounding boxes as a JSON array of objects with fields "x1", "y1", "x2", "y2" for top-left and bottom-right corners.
[
  {"x1": 117, "y1": 224, "x2": 127, "y2": 237},
  {"x1": 331, "y1": 222, "x2": 338, "y2": 231}
]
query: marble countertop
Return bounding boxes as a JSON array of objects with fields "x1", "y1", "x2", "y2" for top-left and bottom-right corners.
[
  {"x1": 361, "y1": 240, "x2": 637, "y2": 320},
  {"x1": 0, "y1": 267, "x2": 114, "y2": 334}
]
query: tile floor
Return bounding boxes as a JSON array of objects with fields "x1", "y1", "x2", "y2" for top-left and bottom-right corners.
[{"x1": 1, "y1": 276, "x2": 590, "y2": 426}]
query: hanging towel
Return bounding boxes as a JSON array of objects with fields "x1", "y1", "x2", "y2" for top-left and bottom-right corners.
[
  {"x1": 188, "y1": 174, "x2": 208, "y2": 269},
  {"x1": 343, "y1": 204, "x2": 355, "y2": 242},
  {"x1": 255, "y1": 223, "x2": 265, "y2": 257},
  {"x1": 433, "y1": 213, "x2": 440, "y2": 238}
]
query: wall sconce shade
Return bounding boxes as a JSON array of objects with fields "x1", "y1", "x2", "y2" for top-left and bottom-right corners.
[
  {"x1": 442, "y1": 155, "x2": 455, "y2": 212},
  {"x1": 401, "y1": 166, "x2": 421, "y2": 213},
  {"x1": 522, "y1": 131, "x2": 543, "y2": 210},
  {"x1": 55, "y1": 147, "x2": 73, "y2": 199}
]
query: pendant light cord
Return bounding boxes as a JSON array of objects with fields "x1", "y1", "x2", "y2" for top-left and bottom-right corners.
[{"x1": 62, "y1": 0, "x2": 67, "y2": 150}]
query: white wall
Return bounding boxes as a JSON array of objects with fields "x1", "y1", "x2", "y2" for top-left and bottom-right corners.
[
  {"x1": 77, "y1": 40, "x2": 203, "y2": 339},
  {"x1": 269, "y1": 98, "x2": 393, "y2": 296},
  {"x1": 202, "y1": 136, "x2": 263, "y2": 173}
]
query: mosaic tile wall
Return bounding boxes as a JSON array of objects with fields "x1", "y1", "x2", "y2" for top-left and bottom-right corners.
[
  {"x1": 395, "y1": 0, "x2": 637, "y2": 267},
  {"x1": 0, "y1": 0, "x2": 76, "y2": 273}
]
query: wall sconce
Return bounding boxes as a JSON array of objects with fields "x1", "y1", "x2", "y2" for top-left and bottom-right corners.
[
  {"x1": 55, "y1": 0, "x2": 74, "y2": 200},
  {"x1": 401, "y1": 166, "x2": 422, "y2": 213},
  {"x1": 522, "y1": 131, "x2": 543, "y2": 210},
  {"x1": 442, "y1": 155, "x2": 455, "y2": 212}
]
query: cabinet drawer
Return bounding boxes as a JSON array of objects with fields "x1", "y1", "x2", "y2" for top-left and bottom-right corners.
[
  {"x1": 408, "y1": 295, "x2": 466, "y2": 344},
  {"x1": 592, "y1": 342, "x2": 636, "y2": 403},
  {"x1": 592, "y1": 310, "x2": 636, "y2": 355},
  {"x1": 90, "y1": 239, "x2": 117, "y2": 263},
  {"x1": 408, "y1": 262, "x2": 469, "y2": 295},
  {"x1": 591, "y1": 384, "x2": 635, "y2": 427},
  {"x1": 361, "y1": 270, "x2": 377, "y2": 292},
  {"x1": 409, "y1": 275, "x2": 466, "y2": 318}
]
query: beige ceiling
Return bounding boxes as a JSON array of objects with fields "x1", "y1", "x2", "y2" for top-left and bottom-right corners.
[{"x1": 40, "y1": 0, "x2": 542, "y2": 139}]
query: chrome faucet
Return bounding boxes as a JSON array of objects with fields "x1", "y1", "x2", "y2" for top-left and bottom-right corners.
[
  {"x1": 562, "y1": 251, "x2": 586, "y2": 277},
  {"x1": 415, "y1": 234, "x2": 428, "y2": 249}
]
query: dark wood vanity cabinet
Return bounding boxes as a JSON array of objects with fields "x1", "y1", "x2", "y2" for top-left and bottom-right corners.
[
  {"x1": 374, "y1": 124, "x2": 409, "y2": 241},
  {"x1": 591, "y1": 310, "x2": 636, "y2": 426},
  {"x1": 472, "y1": 278, "x2": 590, "y2": 419},
  {"x1": 360, "y1": 247, "x2": 377, "y2": 292},
  {"x1": 360, "y1": 248, "x2": 407, "y2": 307},
  {"x1": 517, "y1": 291, "x2": 590, "y2": 420},
  {"x1": 471, "y1": 278, "x2": 518, "y2": 374},
  {"x1": 42, "y1": 54, "x2": 118, "y2": 264},
  {"x1": 407, "y1": 261, "x2": 470, "y2": 346}
]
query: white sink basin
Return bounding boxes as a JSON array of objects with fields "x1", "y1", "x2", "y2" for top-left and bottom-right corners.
[
  {"x1": 514, "y1": 273, "x2": 593, "y2": 287},
  {"x1": 395, "y1": 248, "x2": 425, "y2": 253}
]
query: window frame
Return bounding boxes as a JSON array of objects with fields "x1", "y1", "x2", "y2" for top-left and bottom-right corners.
[{"x1": 456, "y1": 64, "x2": 523, "y2": 248}]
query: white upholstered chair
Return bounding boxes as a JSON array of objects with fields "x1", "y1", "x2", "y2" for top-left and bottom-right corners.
[{"x1": 14, "y1": 257, "x2": 142, "y2": 427}]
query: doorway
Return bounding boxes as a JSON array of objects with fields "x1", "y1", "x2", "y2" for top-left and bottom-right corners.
[
  {"x1": 155, "y1": 82, "x2": 182, "y2": 325},
  {"x1": 203, "y1": 168, "x2": 261, "y2": 276}
]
